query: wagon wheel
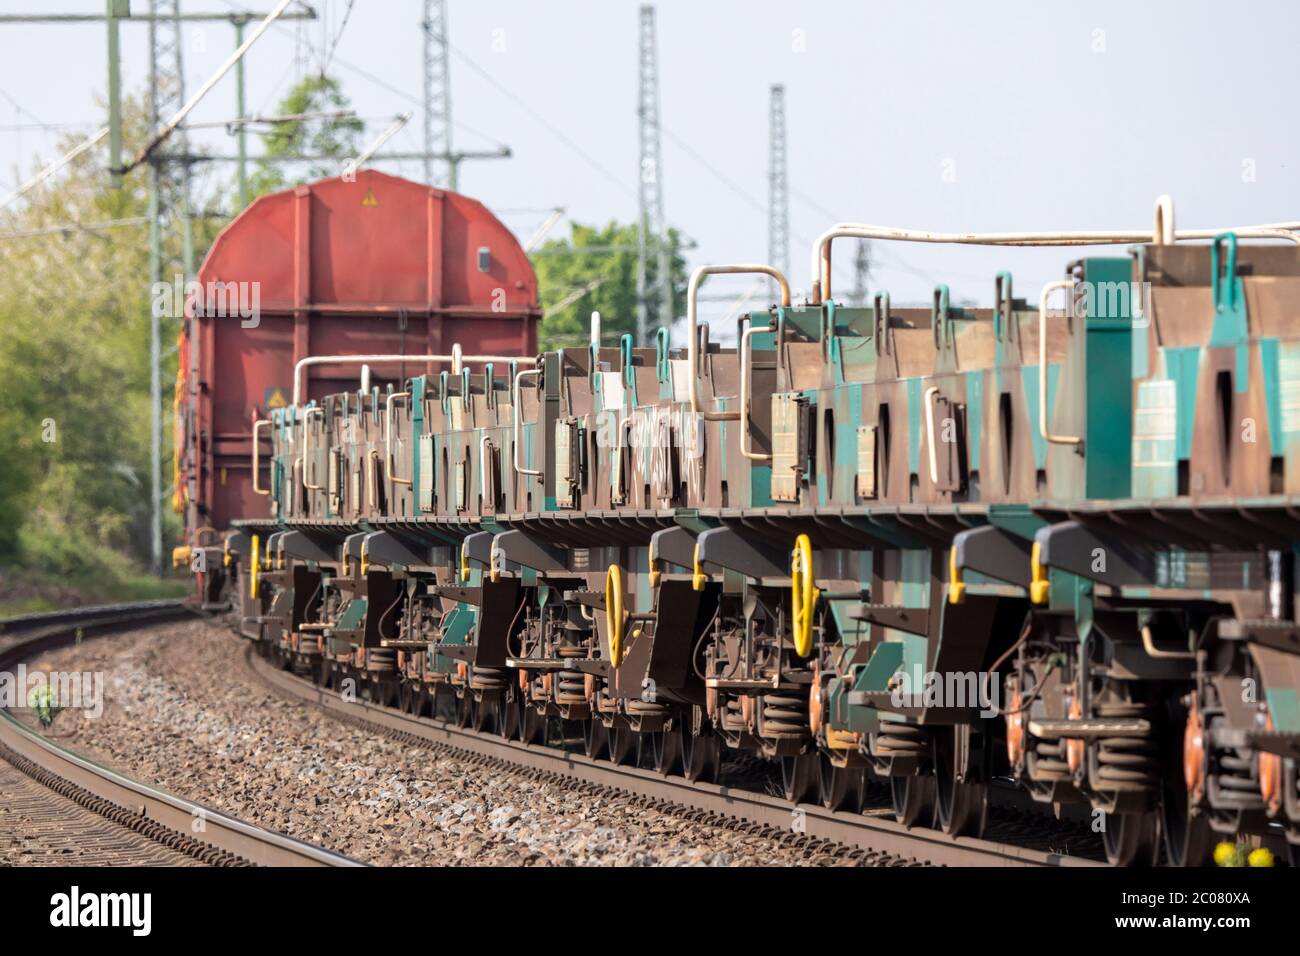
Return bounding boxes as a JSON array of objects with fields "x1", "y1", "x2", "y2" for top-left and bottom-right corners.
[
  {"x1": 1161, "y1": 788, "x2": 1213, "y2": 867},
  {"x1": 682, "y1": 730, "x2": 720, "y2": 784},
  {"x1": 472, "y1": 695, "x2": 497, "y2": 734},
  {"x1": 367, "y1": 677, "x2": 389, "y2": 707},
  {"x1": 890, "y1": 774, "x2": 937, "y2": 828},
  {"x1": 432, "y1": 686, "x2": 458, "y2": 722},
  {"x1": 455, "y1": 692, "x2": 474, "y2": 728},
  {"x1": 412, "y1": 686, "x2": 430, "y2": 718},
  {"x1": 650, "y1": 725, "x2": 683, "y2": 776},
  {"x1": 497, "y1": 691, "x2": 520, "y2": 740},
  {"x1": 519, "y1": 700, "x2": 547, "y2": 745},
  {"x1": 1102, "y1": 812, "x2": 1159, "y2": 867},
  {"x1": 818, "y1": 753, "x2": 863, "y2": 812},
  {"x1": 1161, "y1": 701, "x2": 1212, "y2": 866},
  {"x1": 608, "y1": 726, "x2": 637, "y2": 766},
  {"x1": 781, "y1": 754, "x2": 819, "y2": 805},
  {"x1": 933, "y1": 728, "x2": 988, "y2": 837},
  {"x1": 584, "y1": 719, "x2": 610, "y2": 760}
]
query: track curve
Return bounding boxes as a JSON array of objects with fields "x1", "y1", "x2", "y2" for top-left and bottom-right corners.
[{"x1": 0, "y1": 602, "x2": 362, "y2": 868}]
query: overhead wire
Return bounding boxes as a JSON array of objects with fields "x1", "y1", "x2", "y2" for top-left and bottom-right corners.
[{"x1": 319, "y1": 0, "x2": 357, "y2": 77}]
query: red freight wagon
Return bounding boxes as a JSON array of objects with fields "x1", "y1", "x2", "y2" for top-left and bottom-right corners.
[{"x1": 174, "y1": 170, "x2": 540, "y2": 557}]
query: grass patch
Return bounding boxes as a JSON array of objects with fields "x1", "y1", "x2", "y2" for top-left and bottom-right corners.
[{"x1": 0, "y1": 563, "x2": 189, "y2": 618}]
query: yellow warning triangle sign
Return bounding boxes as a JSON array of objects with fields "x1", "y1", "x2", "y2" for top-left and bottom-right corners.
[
  {"x1": 265, "y1": 388, "x2": 288, "y2": 409},
  {"x1": 361, "y1": 188, "x2": 379, "y2": 207}
]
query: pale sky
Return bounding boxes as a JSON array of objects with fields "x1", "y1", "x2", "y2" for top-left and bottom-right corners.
[{"x1": 2, "y1": 0, "x2": 1297, "y2": 324}]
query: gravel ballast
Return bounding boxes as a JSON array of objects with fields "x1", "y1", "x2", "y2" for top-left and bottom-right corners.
[{"x1": 25, "y1": 622, "x2": 860, "y2": 866}]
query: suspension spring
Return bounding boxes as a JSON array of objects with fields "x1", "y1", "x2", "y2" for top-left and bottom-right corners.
[
  {"x1": 874, "y1": 720, "x2": 929, "y2": 756},
  {"x1": 554, "y1": 670, "x2": 587, "y2": 704},
  {"x1": 1094, "y1": 701, "x2": 1160, "y2": 789},
  {"x1": 470, "y1": 665, "x2": 506, "y2": 692},
  {"x1": 762, "y1": 693, "x2": 810, "y2": 737}
]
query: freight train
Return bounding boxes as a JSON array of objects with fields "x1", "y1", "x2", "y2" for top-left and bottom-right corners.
[
  {"x1": 172, "y1": 170, "x2": 541, "y2": 591},
  {"x1": 212, "y1": 194, "x2": 1300, "y2": 866}
]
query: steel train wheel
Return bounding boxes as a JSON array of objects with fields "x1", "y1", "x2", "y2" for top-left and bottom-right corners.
[
  {"x1": 497, "y1": 692, "x2": 520, "y2": 740},
  {"x1": 1160, "y1": 781, "x2": 1212, "y2": 866},
  {"x1": 608, "y1": 726, "x2": 637, "y2": 766},
  {"x1": 374, "y1": 678, "x2": 399, "y2": 708},
  {"x1": 781, "y1": 754, "x2": 819, "y2": 804},
  {"x1": 890, "y1": 774, "x2": 937, "y2": 828},
  {"x1": 1160, "y1": 700, "x2": 1213, "y2": 866},
  {"x1": 1161, "y1": 802, "x2": 1212, "y2": 867},
  {"x1": 650, "y1": 726, "x2": 683, "y2": 776},
  {"x1": 471, "y1": 696, "x2": 496, "y2": 733},
  {"x1": 1102, "y1": 812, "x2": 1159, "y2": 867},
  {"x1": 432, "y1": 687, "x2": 458, "y2": 721},
  {"x1": 933, "y1": 728, "x2": 988, "y2": 838},
  {"x1": 681, "y1": 730, "x2": 720, "y2": 784},
  {"x1": 818, "y1": 754, "x2": 863, "y2": 812},
  {"x1": 519, "y1": 701, "x2": 547, "y2": 746},
  {"x1": 584, "y1": 719, "x2": 610, "y2": 759},
  {"x1": 455, "y1": 693, "x2": 474, "y2": 728}
]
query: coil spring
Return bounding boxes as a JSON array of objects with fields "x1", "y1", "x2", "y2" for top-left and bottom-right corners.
[
  {"x1": 1030, "y1": 739, "x2": 1071, "y2": 780},
  {"x1": 367, "y1": 648, "x2": 396, "y2": 671},
  {"x1": 874, "y1": 720, "x2": 929, "y2": 756},
  {"x1": 470, "y1": 665, "x2": 506, "y2": 691},
  {"x1": 554, "y1": 669, "x2": 587, "y2": 704},
  {"x1": 1095, "y1": 701, "x2": 1159, "y2": 788},
  {"x1": 722, "y1": 697, "x2": 745, "y2": 732},
  {"x1": 762, "y1": 693, "x2": 810, "y2": 736},
  {"x1": 1213, "y1": 725, "x2": 1263, "y2": 808},
  {"x1": 627, "y1": 698, "x2": 668, "y2": 715}
]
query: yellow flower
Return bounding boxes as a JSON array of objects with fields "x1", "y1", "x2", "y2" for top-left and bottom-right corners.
[
  {"x1": 1247, "y1": 847, "x2": 1275, "y2": 868},
  {"x1": 1213, "y1": 841, "x2": 1239, "y2": 867}
]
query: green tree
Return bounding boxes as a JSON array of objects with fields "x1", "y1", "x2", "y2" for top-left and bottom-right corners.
[
  {"x1": 0, "y1": 90, "x2": 218, "y2": 594},
  {"x1": 532, "y1": 221, "x2": 688, "y2": 350},
  {"x1": 249, "y1": 74, "x2": 364, "y2": 197}
]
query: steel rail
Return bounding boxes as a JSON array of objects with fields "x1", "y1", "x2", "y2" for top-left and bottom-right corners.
[
  {"x1": 247, "y1": 646, "x2": 1102, "y2": 867},
  {"x1": 0, "y1": 601, "x2": 362, "y2": 868}
]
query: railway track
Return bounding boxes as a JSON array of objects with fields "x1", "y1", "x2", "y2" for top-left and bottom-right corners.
[
  {"x1": 244, "y1": 641, "x2": 1105, "y2": 867},
  {"x1": 0, "y1": 602, "x2": 362, "y2": 868}
]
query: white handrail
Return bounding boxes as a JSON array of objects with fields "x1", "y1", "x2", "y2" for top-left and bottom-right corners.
[
  {"x1": 385, "y1": 391, "x2": 412, "y2": 485},
  {"x1": 739, "y1": 323, "x2": 773, "y2": 461},
  {"x1": 1038, "y1": 279, "x2": 1082, "y2": 447},
  {"x1": 924, "y1": 386, "x2": 941, "y2": 484},
  {"x1": 1153, "y1": 194, "x2": 1175, "y2": 245},
  {"x1": 513, "y1": 369, "x2": 542, "y2": 477},
  {"x1": 480, "y1": 433, "x2": 494, "y2": 503},
  {"x1": 302, "y1": 407, "x2": 325, "y2": 490},
  {"x1": 293, "y1": 351, "x2": 536, "y2": 407},
  {"x1": 809, "y1": 196, "x2": 1300, "y2": 302},
  {"x1": 251, "y1": 419, "x2": 271, "y2": 496},
  {"x1": 687, "y1": 264, "x2": 792, "y2": 422}
]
